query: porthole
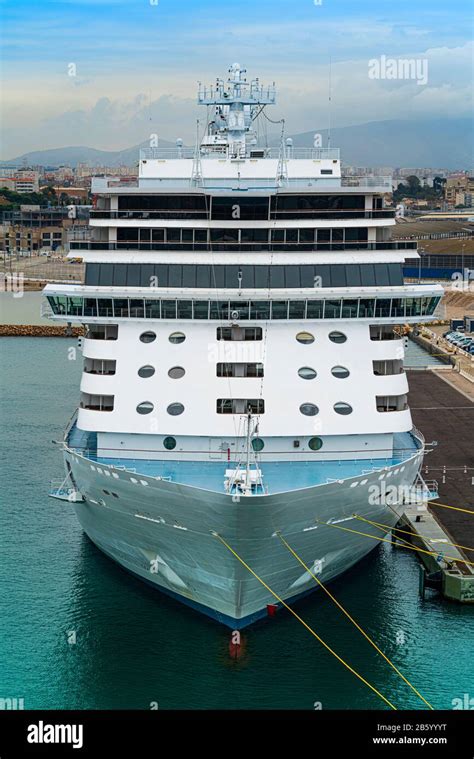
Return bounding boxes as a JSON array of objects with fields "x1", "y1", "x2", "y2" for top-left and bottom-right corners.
[
  {"x1": 252, "y1": 438, "x2": 265, "y2": 452},
  {"x1": 296, "y1": 331, "x2": 315, "y2": 345},
  {"x1": 331, "y1": 366, "x2": 350, "y2": 379},
  {"x1": 167, "y1": 403, "x2": 185, "y2": 416},
  {"x1": 163, "y1": 436, "x2": 177, "y2": 450},
  {"x1": 334, "y1": 402, "x2": 353, "y2": 415},
  {"x1": 300, "y1": 403, "x2": 319, "y2": 416},
  {"x1": 169, "y1": 332, "x2": 186, "y2": 344},
  {"x1": 329, "y1": 331, "x2": 347, "y2": 344},
  {"x1": 140, "y1": 331, "x2": 156, "y2": 344},
  {"x1": 308, "y1": 437, "x2": 323, "y2": 451},
  {"x1": 138, "y1": 365, "x2": 155, "y2": 378},
  {"x1": 137, "y1": 401, "x2": 154, "y2": 415},
  {"x1": 168, "y1": 366, "x2": 185, "y2": 379},
  {"x1": 298, "y1": 367, "x2": 317, "y2": 380}
]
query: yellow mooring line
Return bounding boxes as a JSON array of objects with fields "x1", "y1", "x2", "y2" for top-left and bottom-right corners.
[
  {"x1": 277, "y1": 533, "x2": 434, "y2": 710},
  {"x1": 428, "y1": 500, "x2": 474, "y2": 517},
  {"x1": 214, "y1": 533, "x2": 397, "y2": 710},
  {"x1": 353, "y1": 514, "x2": 474, "y2": 556},
  {"x1": 313, "y1": 519, "x2": 474, "y2": 568}
]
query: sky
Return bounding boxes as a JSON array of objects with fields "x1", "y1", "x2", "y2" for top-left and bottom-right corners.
[{"x1": 0, "y1": 0, "x2": 473, "y2": 159}]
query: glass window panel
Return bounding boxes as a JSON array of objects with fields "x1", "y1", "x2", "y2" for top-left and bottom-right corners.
[
  {"x1": 286, "y1": 229, "x2": 298, "y2": 243},
  {"x1": 330, "y1": 267, "x2": 346, "y2": 287},
  {"x1": 193, "y1": 301, "x2": 210, "y2": 319},
  {"x1": 194, "y1": 229, "x2": 208, "y2": 242},
  {"x1": 254, "y1": 267, "x2": 269, "y2": 288},
  {"x1": 162, "y1": 300, "x2": 177, "y2": 319},
  {"x1": 211, "y1": 267, "x2": 225, "y2": 288},
  {"x1": 196, "y1": 265, "x2": 210, "y2": 288},
  {"x1": 224, "y1": 266, "x2": 241, "y2": 288},
  {"x1": 210, "y1": 301, "x2": 229, "y2": 320},
  {"x1": 177, "y1": 301, "x2": 193, "y2": 319},
  {"x1": 156, "y1": 264, "x2": 169, "y2": 288},
  {"x1": 182, "y1": 265, "x2": 196, "y2": 288},
  {"x1": 359, "y1": 298, "x2": 375, "y2": 318},
  {"x1": 181, "y1": 229, "x2": 193, "y2": 243},
  {"x1": 113, "y1": 264, "x2": 127, "y2": 287},
  {"x1": 341, "y1": 299, "x2": 359, "y2": 318},
  {"x1": 97, "y1": 299, "x2": 114, "y2": 317},
  {"x1": 250, "y1": 301, "x2": 271, "y2": 320},
  {"x1": 169, "y1": 265, "x2": 182, "y2": 287},
  {"x1": 271, "y1": 301, "x2": 288, "y2": 319},
  {"x1": 375, "y1": 299, "x2": 392, "y2": 318},
  {"x1": 130, "y1": 299, "x2": 145, "y2": 318},
  {"x1": 324, "y1": 300, "x2": 342, "y2": 318},
  {"x1": 144, "y1": 300, "x2": 160, "y2": 319},
  {"x1": 270, "y1": 266, "x2": 285, "y2": 288},
  {"x1": 285, "y1": 267, "x2": 301, "y2": 288},
  {"x1": 306, "y1": 300, "x2": 324, "y2": 319},
  {"x1": 271, "y1": 229, "x2": 285, "y2": 242},
  {"x1": 288, "y1": 301, "x2": 306, "y2": 319},
  {"x1": 239, "y1": 266, "x2": 255, "y2": 288},
  {"x1": 83, "y1": 298, "x2": 98, "y2": 317}
]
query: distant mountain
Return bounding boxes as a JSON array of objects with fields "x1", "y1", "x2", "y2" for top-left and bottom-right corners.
[
  {"x1": 0, "y1": 140, "x2": 176, "y2": 169},
  {"x1": 283, "y1": 118, "x2": 473, "y2": 170},
  {"x1": 1, "y1": 119, "x2": 472, "y2": 169}
]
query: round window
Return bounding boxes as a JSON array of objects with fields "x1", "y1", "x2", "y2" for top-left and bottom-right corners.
[
  {"x1": 331, "y1": 366, "x2": 350, "y2": 379},
  {"x1": 252, "y1": 438, "x2": 265, "y2": 452},
  {"x1": 168, "y1": 366, "x2": 185, "y2": 379},
  {"x1": 296, "y1": 331, "x2": 315, "y2": 345},
  {"x1": 334, "y1": 402, "x2": 353, "y2": 415},
  {"x1": 163, "y1": 437, "x2": 177, "y2": 450},
  {"x1": 169, "y1": 332, "x2": 186, "y2": 344},
  {"x1": 328, "y1": 331, "x2": 347, "y2": 344},
  {"x1": 140, "y1": 331, "x2": 156, "y2": 344},
  {"x1": 308, "y1": 437, "x2": 323, "y2": 451},
  {"x1": 138, "y1": 365, "x2": 155, "y2": 378},
  {"x1": 300, "y1": 403, "x2": 319, "y2": 416},
  {"x1": 167, "y1": 403, "x2": 185, "y2": 416},
  {"x1": 137, "y1": 402, "x2": 154, "y2": 415},
  {"x1": 298, "y1": 367, "x2": 317, "y2": 380}
]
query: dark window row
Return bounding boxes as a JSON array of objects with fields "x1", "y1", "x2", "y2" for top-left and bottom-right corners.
[
  {"x1": 85, "y1": 262, "x2": 404, "y2": 289},
  {"x1": 48, "y1": 295, "x2": 441, "y2": 321},
  {"x1": 100, "y1": 194, "x2": 391, "y2": 221}
]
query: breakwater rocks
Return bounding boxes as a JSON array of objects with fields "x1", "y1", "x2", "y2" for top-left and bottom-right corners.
[{"x1": 0, "y1": 325, "x2": 85, "y2": 337}]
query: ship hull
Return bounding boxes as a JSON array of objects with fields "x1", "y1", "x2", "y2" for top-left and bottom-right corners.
[{"x1": 65, "y1": 445, "x2": 423, "y2": 628}]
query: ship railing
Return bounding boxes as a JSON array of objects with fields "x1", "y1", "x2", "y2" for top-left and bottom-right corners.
[{"x1": 139, "y1": 147, "x2": 342, "y2": 161}]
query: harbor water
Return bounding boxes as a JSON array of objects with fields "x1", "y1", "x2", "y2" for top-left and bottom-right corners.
[{"x1": 1, "y1": 337, "x2": 473, "y2": 710}]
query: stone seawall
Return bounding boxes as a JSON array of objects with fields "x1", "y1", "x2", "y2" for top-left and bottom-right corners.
[{"x1": 0, "y1": 325, "x2": 86, "y2": 337}]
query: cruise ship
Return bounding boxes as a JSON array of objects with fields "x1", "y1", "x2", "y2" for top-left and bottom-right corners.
[{"x1": 45, "y1": 65, "x2": 443, "y2": 628}]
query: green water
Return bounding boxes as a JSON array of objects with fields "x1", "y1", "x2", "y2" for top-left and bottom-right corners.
[{"x1": 1, "y1": 338, "x2": 473, "y2": 710}]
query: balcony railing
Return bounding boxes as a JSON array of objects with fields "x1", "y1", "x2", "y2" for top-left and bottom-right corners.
[
  {"x1": 89, "y1": 209, "x2": 395, "y2": 220},
  {"x1": 139, "y1": 147, "x2": 341, "y2": 161},
  {"x1": 70, "y1": 240, "x2": 417, "y2": 252}
]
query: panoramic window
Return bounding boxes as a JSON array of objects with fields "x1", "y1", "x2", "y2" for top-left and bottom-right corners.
[
  {"x1": 163, "y1": 437, "x2": 177, "y2": 450},
  {"x1": 328, "y1": 331, "x2": 347, "y2": 344},
  {"x1": 334, "y1": 402, "x2": 353, "y2": 415},
  {"x1": 296, "y1": 331, "x2": 315, "y2": 345},
  {"x1": 331, "y1": 366, "x2": 350, "y2": 379},
  {"x1": 168, "y1": 367, "x2": 186, "y2": 379},
  {"x1": 136, "y1": 402, "x2": 154, "y2": 415},
  {"x1": 140, "y1": 331, "x2": 156, "y2": 344},
  {"x1": 298, "y1": 367, "x2": 317, "y2": 380},
  {"x1": 167, "y1": 403, "x2": 185, "y2": 416},
  {"x1": 138, "y1": 365, "x2": 155, "y2": 378},
  {"x1": 169, "y1": 332, "x2": 186, "y2": 344},
  {"x1": 300, "y1": 403, "x2": 319, "y2": 416},
  {"x1": 308, "y1": 437, "x2": 323, "y2": 451}
]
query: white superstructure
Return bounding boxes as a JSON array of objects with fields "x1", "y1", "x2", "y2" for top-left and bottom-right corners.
[{"x1": 44, "y1": 65, "x2": 442, "y2": 627}]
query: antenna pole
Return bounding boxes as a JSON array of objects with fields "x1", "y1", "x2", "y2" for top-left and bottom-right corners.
[{"x1": 328, "y1": 56, "x2": 332, "y2": 150}]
